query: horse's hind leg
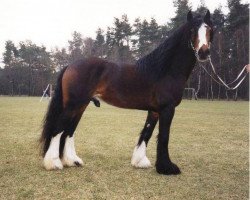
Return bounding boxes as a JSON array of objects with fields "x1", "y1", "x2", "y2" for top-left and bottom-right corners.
[
  {"x1": 43, "y1": 103, "x2": 87, "y2": 170},
  {"x1": 131, "y1": 111, "x2": 159, "y2": 168},
  {"x1": 60, "y1": 106, "x2": 86, "y2": 167},
  {"x1": 43, "y1": 109, "x2": 72, "y2": 170}
]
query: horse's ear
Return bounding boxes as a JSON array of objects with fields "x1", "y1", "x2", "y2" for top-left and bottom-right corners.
[
  {"x1": 187, "y1": 10, "x2": 193, "y2": 22},
  {"x1": 204, "y1": 10, "x2": 211, "y2": 23}
]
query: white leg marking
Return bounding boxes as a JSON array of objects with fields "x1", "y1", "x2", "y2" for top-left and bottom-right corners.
[
  {"x1": 131, "y1": 141, "x2": 151, "y2": 168},
  {"x1": 43, "y1": 132, "x2": 63, "y2": 170},
  {"x1": 62, "y1": 135, "x2": 83, "y2": 167}
]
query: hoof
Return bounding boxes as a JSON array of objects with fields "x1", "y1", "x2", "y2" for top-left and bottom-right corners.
[
  {"x1": 156, "y1": 161, "x2": 181, "y2": 175},
  {"x1": 74, "y1": 161, "x2": 82, "y2": 167},
  {"x1": 132, "y1": 156, "x2": 152, "y2": 168},
  {"x1": 62, "y1": 156, "x2": 83, "y2": 167},
  {"x1": 131, "y1": 141, "x2": 151, "y2": 169},
  {"x1": 43, "y1": 158, "x2": 63, "y2": 170}
]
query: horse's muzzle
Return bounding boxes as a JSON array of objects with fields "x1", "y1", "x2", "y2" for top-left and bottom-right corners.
[{"x1": 198, "y1": 49, "x2": 210, "y2": 61}]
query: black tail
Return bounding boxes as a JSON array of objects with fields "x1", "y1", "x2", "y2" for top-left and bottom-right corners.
[{"x1": 40, "y1": 66, "x2": 68, "y2": 157}]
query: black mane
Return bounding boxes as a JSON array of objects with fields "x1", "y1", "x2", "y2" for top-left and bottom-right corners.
[{"x1": 136, "y1": 23, "x2": 192, "y2": 79}]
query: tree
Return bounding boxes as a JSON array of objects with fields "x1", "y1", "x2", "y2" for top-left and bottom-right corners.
[
  {"x1": 148, "y1": 18, "x2": 161, "y2": 47},
  {"x1": 121, "y1": 14, "x2": 133, "y2": 46},
  {"x1": 2, "y1": 40, "x2": 19, "y2": 95},
  {"x1": 195, "y1": 0, "x2": 207, "y2": 15},
  {"x1": 225, "y1": 0, "x2": 249, "y2": 99},
  {"x1": 93, "y1": 28, "x2": 106, "y2": 58},
  {"x1": 169, "y1": 0, "x2": 191, "y2": 30},
  {"x1": 83, "y1": 37, "x2": 95, "y2": 58},
  {"x1": 211, "y1": 6, "x2": 226, "y2": 99},
  {"x1": 133, "y1": 18, "x2": 151, "y2": 58},
  {"x1": 106, "y1": 15, "x2": 134, "y2": 62},
  {"x1": 18, "y1": 41, "x2": 53, "y2": 95},
  {"x1": 105, "y1": 26, "x2": 115, "y2": 59},
  {"x1": 52, "y1": 47, "x2": 69, "y2": 71},
  {"x1": 3, "y1": 40, "x2": 18, "y2": 68},
  {"x1": 68, "y1": 31, "x2": 84, "y2": 62}
]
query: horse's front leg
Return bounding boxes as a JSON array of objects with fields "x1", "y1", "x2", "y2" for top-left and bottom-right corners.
[
  {"x1": 156, "y1": 105, "x2": 181, "y2": 175},
  {"x1": 131, "y1": 111, "x2": 159, "y2": 168}
]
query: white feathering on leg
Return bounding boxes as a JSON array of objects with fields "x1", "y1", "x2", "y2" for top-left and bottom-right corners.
[
  {"x1": 43, "y1": 132, "x2": 63, "y2": 170},
  {"x1": 131, "y1": 141, "x2": 151, "y2": 168},
  {"x1": 62, "y1": 135, "x2": 83, "y2": 167}
]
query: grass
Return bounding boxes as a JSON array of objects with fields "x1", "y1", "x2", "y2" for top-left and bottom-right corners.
[{"x1": 0, "y1": 97, "x2": 248, "y2": 200}]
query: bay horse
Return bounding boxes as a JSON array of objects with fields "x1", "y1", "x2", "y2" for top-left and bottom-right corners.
[{"x1": 40, "y1": 10, "x2": 213, "y2": 175}]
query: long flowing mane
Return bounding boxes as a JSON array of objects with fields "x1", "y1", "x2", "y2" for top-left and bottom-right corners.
[{"x1": 136, "y1": 23, "x2": 190, "y2": 79}]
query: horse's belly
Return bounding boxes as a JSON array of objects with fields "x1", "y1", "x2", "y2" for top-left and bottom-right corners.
[{"x1": 97, "y1": 92, "x2": 155, "y2": 110}]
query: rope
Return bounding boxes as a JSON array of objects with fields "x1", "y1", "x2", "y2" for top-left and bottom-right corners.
[
  {"x1": 208, "y1": 57, "x2": 248, "y2": 90},
  {"x1": 198, "y1": 63, "x2": 226, "y2": 86},
  {"x1": 190, "y1": 40, "x2": 248, "y2": 90}
]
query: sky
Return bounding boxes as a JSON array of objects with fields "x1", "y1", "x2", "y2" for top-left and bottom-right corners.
[{"x1": 0, "y1": 0, "x2": 248, "y2": 62}]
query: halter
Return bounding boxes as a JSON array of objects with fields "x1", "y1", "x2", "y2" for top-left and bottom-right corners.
[
  {"x1": 189, "y1": 40, "x2": 210, "y2": 62},
  {"x1": 190, "y1": 40, "x2": 198, "y2": 57},
  {"x1": 190, "y1": 40, "x2": 248, "y2": 90}
]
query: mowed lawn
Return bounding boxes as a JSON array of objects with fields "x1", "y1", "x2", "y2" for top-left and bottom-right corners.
[{"x1": 0, "y1": 97, "x2": 248, "y2": 200}]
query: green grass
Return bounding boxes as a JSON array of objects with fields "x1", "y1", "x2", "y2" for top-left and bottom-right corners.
[{"x1": 0, "y1": 97, "x2": 248, "y2": 200}]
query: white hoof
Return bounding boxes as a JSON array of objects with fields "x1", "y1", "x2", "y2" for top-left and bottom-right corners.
[
  {"x1": 134, "y1": 156, "x2": 152, "y2": 168},
  {"x1": 43, "y1": 157, "x2": 63, "y2": 170},
  {"x1": 131, "y1": 141, "x2": 152, "y2": 168},
  {"x1": 132, "y1": 155, "x2": 152, "y2": 168}
]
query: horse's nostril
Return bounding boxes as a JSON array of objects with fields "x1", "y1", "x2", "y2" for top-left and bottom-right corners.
[
  {"x1": 198, "y1": 49, "x2": 210, "y2": 56},
  {"x1": 198, "y1": 49, "x2": 210, "y2": 60}
]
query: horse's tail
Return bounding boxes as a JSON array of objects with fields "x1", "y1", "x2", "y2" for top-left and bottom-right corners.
[{"x1": 40, "y1": 66, "x2": 68, "y2": 157}]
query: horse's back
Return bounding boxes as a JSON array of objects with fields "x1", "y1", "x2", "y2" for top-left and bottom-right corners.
[{"x1": 61, "y1": 57, "x2": 156, "y2": 110}]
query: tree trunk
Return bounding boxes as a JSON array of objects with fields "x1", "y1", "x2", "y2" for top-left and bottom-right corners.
[
  {"x1": 234, "y1": 89, "x2": 238, "y2": 101},
  {"x1": 210, "y1": 77, "x2": 213, "y2": 101},
  {"x1": 217, "y1": 85, "x2": 221, "y2": 100}
]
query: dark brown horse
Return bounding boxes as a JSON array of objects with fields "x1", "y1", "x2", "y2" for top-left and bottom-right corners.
[{"x1": 40, "y1": 10, "x2": 213, "y2": 175}]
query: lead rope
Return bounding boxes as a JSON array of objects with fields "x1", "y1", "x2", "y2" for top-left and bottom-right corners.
[
  {"x1": 208, "y1": 57, "x2": 248, "y2": 90},
  {"x1": 190, "y1": 41, "x2": 249, "y2": 91}
]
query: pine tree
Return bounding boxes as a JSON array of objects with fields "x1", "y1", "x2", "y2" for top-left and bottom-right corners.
[
  {"x1": 148, "y1": 18, "x2": 161, "y2": 47},
  {"x1": 212, "y1": 6, "x2": 226, "y2": 31},
  {"x1": 211, "y1": 6, "x2": 226, "y2": 99},
  {"x1": 94, "y1": 28, "x2": 105, "y2": 58},
  {"x1": 226, "y1": 0, "x2": 249, "y2": 99},
  {"x1": 52, "y1": 48, "x2": 69, "y2": 71},
  {"x1": 68, "y1": 31, "x2": 84, "y2": 62},
  {"x1": 107, "y1": 15, "x2": 133, "y2": 62},
  {"x1": 3, "y1": 40, "x2": 18, "y2": 67},
  {"x1": 105, "y1": 27, "x2": 115, "y2": 58},
  {"x1": 227, "y1": 0, "x2": 249, "y2": 33},
  {"x1": 133, "y1": 18, "x2": 151, "y2": 58},
  {"x1": 83, "y1": 37, "x2": 95, "y2": 58},
  {"x1": 226, "y1": 0, "x2": 249, "y2": 68},
  {"x1": 195, "y1": 0, "x2": 207, "y2": 15},
  {"x1": 169, "y1": 0, "x2": 191, "y2": 30},
  {"x1": 121, "y1": 14, "x2": 132, "y2": 46}
]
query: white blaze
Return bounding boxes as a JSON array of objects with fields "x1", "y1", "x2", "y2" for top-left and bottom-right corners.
[{"x1": 198, "y1": 23, "x2": 208, "y2": 49}]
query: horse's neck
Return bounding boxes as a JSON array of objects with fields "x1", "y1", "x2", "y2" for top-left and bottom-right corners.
[
  {"x1": 170, "y1": 42, "x2": 196, "y2": 80},
  {"x1": 136, "y1": 25, "x2": 196, "y2": 80}
]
